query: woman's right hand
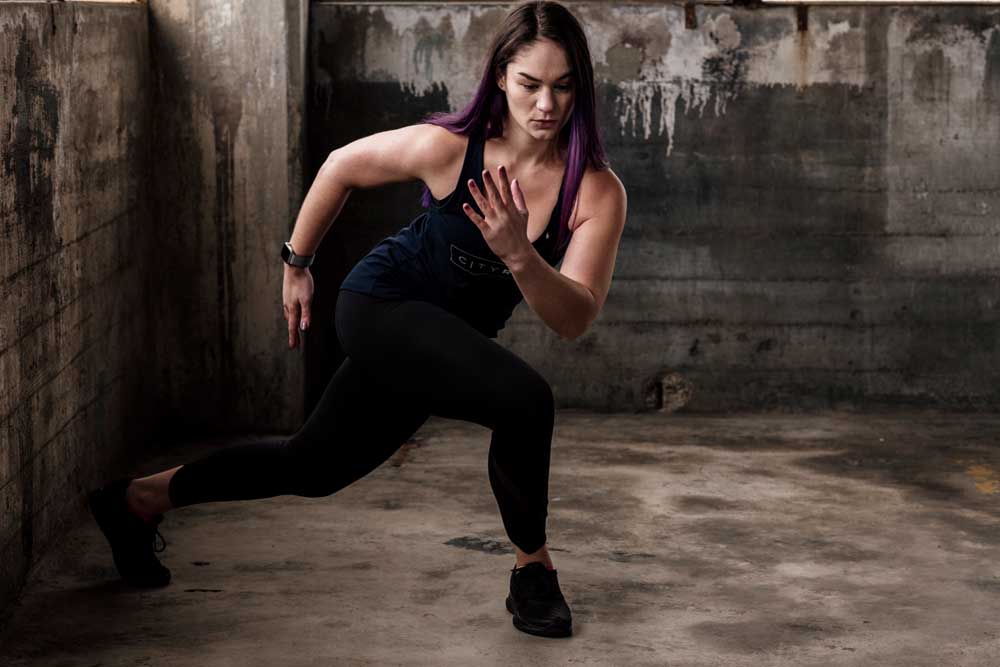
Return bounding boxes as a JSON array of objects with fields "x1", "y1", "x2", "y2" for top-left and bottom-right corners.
[{"x1": 282, "y1": 265, "x2": 314, "y2": 350}]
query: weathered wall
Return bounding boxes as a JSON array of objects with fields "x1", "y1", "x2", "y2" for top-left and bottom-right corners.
[
  {"x1": 147, "y1": 0, "x2": 307, "y2": 434},
  {"x1": 309, "y1": 2, "x2": 1000, "y2": 412},
  {"x1": 1, "y1": 0, "x2": 310, "y2": 617},
  {"x1": 0, "y1": 2, "x2": 152, "y2": 614}
]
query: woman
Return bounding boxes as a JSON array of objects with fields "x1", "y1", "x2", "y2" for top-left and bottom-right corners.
[{"x1": 88, "y1": 0, "x2": 626, "y2": 640}]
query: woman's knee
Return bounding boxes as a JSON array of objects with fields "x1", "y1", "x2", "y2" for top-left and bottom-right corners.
[{"x1": 499, "y1": 367, "x2": 554, "y2": 422}]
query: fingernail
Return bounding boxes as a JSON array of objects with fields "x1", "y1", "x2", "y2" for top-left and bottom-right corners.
[{"x1": 300, "y1": 321, "x2": 307, "y2": 331}]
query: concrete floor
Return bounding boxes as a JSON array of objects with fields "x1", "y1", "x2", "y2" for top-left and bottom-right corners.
[{"x1": 2, "y1": 410, "x2": 1000, "y2": 666}]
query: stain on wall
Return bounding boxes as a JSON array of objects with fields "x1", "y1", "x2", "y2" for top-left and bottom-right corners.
[
  {"x1": 0, "y1": 2, "x2": 153, "y2": 614},
  {"x1": 2, "y1": 20, "x2": 62, "y2": 618},
  {"x1": 1, "y1": 0, "x2": 309, "y2": 616},
  {"x1": 147, "y1": 0, "x2": 306, "y2": 435},
  {"x1": 309, "y1": 3, "x2": 1000, "y2": 412}
]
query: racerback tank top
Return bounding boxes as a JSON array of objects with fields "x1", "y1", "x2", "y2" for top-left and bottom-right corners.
[{"x1": 339, "y1": 125, "x2": 570, "y2": 338}]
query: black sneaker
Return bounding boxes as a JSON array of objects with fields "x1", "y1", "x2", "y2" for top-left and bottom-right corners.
[
  {"x1": 87, "y1": 477, "x2": 171, "y2": 587},
  {"x1": 505, "y1": 562, "x2": 573, "y2": 638}
]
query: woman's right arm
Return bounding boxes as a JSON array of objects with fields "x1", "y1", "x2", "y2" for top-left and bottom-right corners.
[{"x1": 282, "y1": 122, "x2": 455, "y2": 349}]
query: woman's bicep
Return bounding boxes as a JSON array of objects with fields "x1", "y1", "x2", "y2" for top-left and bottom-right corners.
[{"x1": 323, "y1": 124, "x2": 454, "y2": 191}]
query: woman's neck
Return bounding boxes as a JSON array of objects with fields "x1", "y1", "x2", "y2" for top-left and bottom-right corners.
[{"x1": 493, "y1": 121, "x2": 564, "y2": 170}]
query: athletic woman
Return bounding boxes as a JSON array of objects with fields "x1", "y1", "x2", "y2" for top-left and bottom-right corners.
[{"x1": 88, "y1": 0, "x2": 627, "y2": 639}]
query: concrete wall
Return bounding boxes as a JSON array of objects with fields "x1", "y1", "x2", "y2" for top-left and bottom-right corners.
[
  {"x1": 147, "y1": 0, "x2": 307, "y2": 434},
  {"x1": 0, "y1": 1, "x2": 152, "y2": 615},
  {"x1": 1, "y1": 0, "x2": 309, "y2": 617},
  {"x1": 308, "y1": 2, "x2": 1000, "y2": 412}
]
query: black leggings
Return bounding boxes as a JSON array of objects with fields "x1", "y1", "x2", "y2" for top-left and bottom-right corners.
[{"x1": 166, "y1": 289, "x2": 554, "y2": 554}]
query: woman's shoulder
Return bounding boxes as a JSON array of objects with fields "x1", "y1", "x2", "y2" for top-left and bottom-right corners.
[
  {"x1": 406, "y1": 123, "x2": 477, "y2": 198},
  {"x1": 417, "y1": 123, "x2": 486, "y2": 202},
  {"x1": 580, "y1": 163, "x2": 623, "y2": 191},
  {"x1": 571, "y1": 164, "x2": 626, "y2": 231},
  {"x1": 418, "y1": 123, "x2": 471, "y2": 166},
  {"x1": 421, "y1": 122, "x2": 469, "y2": 143}
]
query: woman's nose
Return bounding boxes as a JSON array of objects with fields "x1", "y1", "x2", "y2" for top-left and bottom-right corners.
[{"x1": 536, "y1": 89, "x2": 554, "y2": 112}]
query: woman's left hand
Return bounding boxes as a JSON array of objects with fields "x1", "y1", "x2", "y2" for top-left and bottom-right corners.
[{"x1": 463, "y1": 165, "x2": 532, "y2": 264}]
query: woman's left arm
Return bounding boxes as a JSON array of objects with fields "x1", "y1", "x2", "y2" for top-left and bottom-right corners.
[{"x1": 506, "y1": 169, "x2": 628, "y2": 340}]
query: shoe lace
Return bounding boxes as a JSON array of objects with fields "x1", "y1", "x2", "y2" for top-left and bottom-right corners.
[
  {"x1": 149, "y1": 515, "x2": 168, "y2": 553},
  {"x1": 153, "y1": 528, "x2": 167, "y2": 553}
]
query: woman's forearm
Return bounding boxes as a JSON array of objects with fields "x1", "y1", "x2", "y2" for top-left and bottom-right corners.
[
  {"x1": 288, "y1": 152, "x2": 353, "y2": 256},
  {"x1": 506, "y1": 247, "x2": 595, "y2": 341}
]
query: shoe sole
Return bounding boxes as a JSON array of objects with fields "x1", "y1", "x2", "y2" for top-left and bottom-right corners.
[{"x1": 506, "y1": 595, "x2": 572, "y2": 638}]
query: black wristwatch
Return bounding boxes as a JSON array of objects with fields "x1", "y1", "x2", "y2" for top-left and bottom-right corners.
[{"x1": 281, "y1": 241, "x2": 315, "y2": 268}]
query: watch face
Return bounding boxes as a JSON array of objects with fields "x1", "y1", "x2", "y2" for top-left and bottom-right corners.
[{"x1": 282, "y1": 242, "x2": 311, "y2": 267}]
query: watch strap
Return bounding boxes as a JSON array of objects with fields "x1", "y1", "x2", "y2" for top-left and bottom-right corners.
[{"x1": 283, "y1": 241, "x2": 315, "y2": 268}]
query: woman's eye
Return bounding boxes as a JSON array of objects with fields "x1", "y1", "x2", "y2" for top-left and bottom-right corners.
[{"x1": 521, "y1": 84, "x2": 572, "y2": 91}]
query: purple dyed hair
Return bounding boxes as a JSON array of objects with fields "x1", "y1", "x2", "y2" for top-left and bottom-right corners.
[{"x1": 417, "y1": 0, "x2": 610, "y2": 255}]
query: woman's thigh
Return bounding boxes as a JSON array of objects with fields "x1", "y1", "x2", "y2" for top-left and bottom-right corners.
[
  {"x1": 335, "y1": 291, "x2": 553, "y2": 430},
  {"x1": 287, "y1": 352, "x2": 431, "y2": 496}
]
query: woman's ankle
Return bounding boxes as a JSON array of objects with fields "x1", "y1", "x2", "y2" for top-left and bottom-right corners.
[
  {"x1": 125, "y1": 480, "x2": 160, "y2": 522},
  {"x1": 125, "y1": 467, "x2": 181, "y2": 517},
  {"x1": 514, "y1": 544, "x2": 554, "y2": 570}
]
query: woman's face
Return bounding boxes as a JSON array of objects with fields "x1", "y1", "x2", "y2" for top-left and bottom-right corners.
[{"x1": 497, "y1": 38, "x2": 575, "y2": 140}]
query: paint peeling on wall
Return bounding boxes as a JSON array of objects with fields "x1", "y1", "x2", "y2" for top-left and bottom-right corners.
[
  {"x1": 579, "y1": 5, "x2": 869, "y2": 156},
  {"x1": 358, "y1": 6, "x2": 483, "y2": 106},
  {"x1": 334, "y1": 5, "x2": 871, "y2": 159}
]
